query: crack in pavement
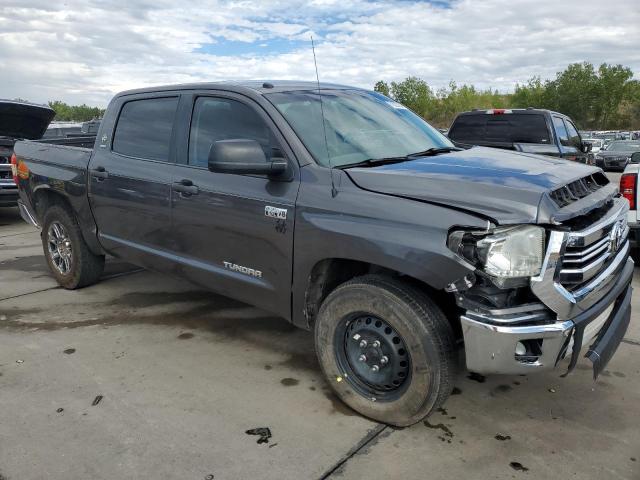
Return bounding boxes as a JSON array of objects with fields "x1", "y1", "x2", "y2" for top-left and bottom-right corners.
[
  {"x1": 318, "y1": 424, "x2": 389, "y2": 479},
  {"x1": 0, "y1": 268, "x2": 145, "y2": 303},
  {"x1": 0, "y1": 230, "x2": 39, "y2": 239},
  {"x1": 622, "y1": 338, "x2": 640, "y2": 347}
]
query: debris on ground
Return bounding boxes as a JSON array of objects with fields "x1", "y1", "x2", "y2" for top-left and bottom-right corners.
[
  {"x1": 245, "y1": 427, "x2": 272, "y2": 444},
  {"x1": 91, "y1": 395, "x2": 103, "y2": 406}
]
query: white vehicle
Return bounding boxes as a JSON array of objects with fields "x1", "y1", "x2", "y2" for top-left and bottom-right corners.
[
  {"x1": 583, "y1": 138, "x2": 604, "y2": 154},
  {"x1": 621, "y1": 152, "x2": 640, "y2": 257}
]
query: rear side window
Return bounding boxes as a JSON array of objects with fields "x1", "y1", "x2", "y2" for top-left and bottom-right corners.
[
  {"x1": 113, "y1": 97, "x2": 179, "y2": 161},
  {"x1": 448, "y1": 113, "x2": 550, "y2": 144}
]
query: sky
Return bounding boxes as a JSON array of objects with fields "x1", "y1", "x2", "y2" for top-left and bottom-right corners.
[{"x1": 1, "y1": 0, "x2": 639, "y2": 107}]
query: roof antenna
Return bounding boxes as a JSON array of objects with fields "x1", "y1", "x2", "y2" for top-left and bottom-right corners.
[{"x1": 311, "y1": 35, "x2": 337, "y2": 198}]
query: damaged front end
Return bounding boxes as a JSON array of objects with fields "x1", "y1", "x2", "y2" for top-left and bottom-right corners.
[{"x1": 449, "y1": 196, "x2": 633, "y2": 378}]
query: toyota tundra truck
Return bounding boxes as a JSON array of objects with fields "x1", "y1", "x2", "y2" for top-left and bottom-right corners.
[{"x1": 13, "y1": 82, "x2": 634, "y2": 426}]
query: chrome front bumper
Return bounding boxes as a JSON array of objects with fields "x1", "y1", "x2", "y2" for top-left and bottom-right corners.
[{"x1": 461, "y1": 198, "x2": 634, "y2": 375}]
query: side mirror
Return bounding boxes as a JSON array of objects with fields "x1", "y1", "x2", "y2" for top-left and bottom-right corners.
[
  {"x1": 631, "y1": 152, "x2": 640, "y2": 164},
  {"x1": 208, "y1": 139, "x2": 287, "y2": 176}
]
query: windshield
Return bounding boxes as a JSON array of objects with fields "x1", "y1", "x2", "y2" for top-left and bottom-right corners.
[
  {"x1": 607, "y1": 141, "x2": 640, "y2": 152},
  {"x1": 266, "y1": 89, "x2": 452, "y2": 167}
]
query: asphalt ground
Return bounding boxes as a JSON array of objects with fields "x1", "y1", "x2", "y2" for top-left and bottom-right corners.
[{"x1": 0, "y1": 170, "x2": 638, "y2": 480}]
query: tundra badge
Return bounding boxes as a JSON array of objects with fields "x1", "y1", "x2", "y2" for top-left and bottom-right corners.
[
  {"x1": 265, "y1": 206, "x2": 287, "y2": 220},
  {"x1": 223, "y1": 261, "x2": 262, "y2": 279}
]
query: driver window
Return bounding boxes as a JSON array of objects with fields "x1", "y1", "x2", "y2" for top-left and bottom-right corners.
[
  {"x1": 188, "y1": 97, "x2": 280, "y2": 167},
  {"x1": 564, "y1": 120, "x2": 581, "y2": 149}
]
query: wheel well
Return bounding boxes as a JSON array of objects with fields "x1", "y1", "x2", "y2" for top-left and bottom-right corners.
[
  {"x1": 304, "y1": 259, "x2": 461, "y2": 337},
  {"x1": 33, "y1": 189, "x2": 73, "y2": 223}
]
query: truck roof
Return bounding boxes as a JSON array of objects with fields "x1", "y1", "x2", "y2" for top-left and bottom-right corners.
[
  {"x1": 455, "y1": 108, "x2": 571, "y2": 119},
  {"x1": 116, "y1": 80, "x2": 360, "y2": 98}
]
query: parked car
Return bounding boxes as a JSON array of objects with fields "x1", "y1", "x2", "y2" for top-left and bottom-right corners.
[
  {"x1": 583, "y1": 138, "x2": 604, "y2": 154},
  {"x1": 0, "y1": 100, "x2": 56, "y2": 207},
  {"x1": 13, "y1": 82, "x2": 633, "y2": 426},
  {"x1": 595, "y1": 140, "x2": 640, "y2": 171},
  {"x1": 42, "y1": 122, "x2": 83, "y2": 139},
  {"x1": 447, "y1": 108, "x2": 590, "y2": 163}
]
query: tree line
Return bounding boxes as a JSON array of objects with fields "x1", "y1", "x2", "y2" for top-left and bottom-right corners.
[
  {"x1": 374, "y1": 62, "x2": 640, "y2": 130},
  {"x1": 46, "y1": 101, "x2": 105, "y2": 122}
]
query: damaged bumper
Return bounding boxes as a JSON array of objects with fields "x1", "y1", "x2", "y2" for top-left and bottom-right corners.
[
  {"x1": 461, "y1": 198, "x2": 634, "y2": 376},
  {"x1": 461, "y1": 258, "x2": 632, "y2": 375}
]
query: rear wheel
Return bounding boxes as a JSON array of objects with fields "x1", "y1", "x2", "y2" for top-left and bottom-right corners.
[
  {"x1": 41, "y1": 205, "x2": 105, "y2": 289},
  {"x1": 314, "y1": 274, "x2": 456, "y2": 426}
]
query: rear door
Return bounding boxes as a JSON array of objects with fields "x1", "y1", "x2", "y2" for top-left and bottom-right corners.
[
  {"x1": 168, "y1": 92, "x2": 299, "y2": 318},
  {"x1": 88, "y1": 93, "x2": 179, "y2": 271}
]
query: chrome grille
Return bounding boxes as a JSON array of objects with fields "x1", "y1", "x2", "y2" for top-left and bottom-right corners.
[{"x1": 558, "y1": 213, "x2": 629, "y2": 289}]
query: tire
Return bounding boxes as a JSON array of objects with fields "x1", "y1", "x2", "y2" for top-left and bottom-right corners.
[
  {"x1": 41, "y1": 205, "x2": 105, "y2": 289},
  {"x1": 314, "y1": 274, "x2": 455, "y2": 427}
]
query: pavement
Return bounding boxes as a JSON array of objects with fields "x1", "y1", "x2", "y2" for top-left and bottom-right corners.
[{"x1": 1, "y1": 175, "x2": 639, "y2": 479}]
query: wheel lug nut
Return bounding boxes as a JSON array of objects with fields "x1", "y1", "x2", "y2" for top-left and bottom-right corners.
[
  {"x1": 380, "y1": 356, "x2": 389, "y2": 365},
  {"x1": 371, "y1": 365, "x2": 379, "y2": 372},
  {"x1": 372, "y1": 340, "x2": 381, "y2": 348},
  {"x1": 358, "y1": 354, "x2": 367, "y2": 362},
  {"x1": 359, "y1": 340, "x2": 368, "y2": 348}
]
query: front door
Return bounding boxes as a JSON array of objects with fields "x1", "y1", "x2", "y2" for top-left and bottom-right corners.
[
  {"x1": 88, "y1": 94, "x2": 179, "y2": 271},
  {"x1": 169, "y1": 93, "x2": 299, "y2": 318}
]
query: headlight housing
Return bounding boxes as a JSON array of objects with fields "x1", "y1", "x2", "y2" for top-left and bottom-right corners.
[{"x1": 448, "y1": 225, "x2": 545, "y2": 284}]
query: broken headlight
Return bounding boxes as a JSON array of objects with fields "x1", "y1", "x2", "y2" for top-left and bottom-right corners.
[{"x1": 448, "y1": 225, "x2": 545, "y2": 284}]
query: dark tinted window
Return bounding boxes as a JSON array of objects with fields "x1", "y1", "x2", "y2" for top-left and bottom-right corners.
[
  {"x1": 448, "y1": 113, "x2": 550, "y2": 144},
  {"x1": 188, "y1": 97, "x2": 279, "y2": 167},
  {"x1": 564, "y1": 119, "x2": 581, "y2": 148},
  {"x1": 553, "y1": 116, "x2": 569, "y2": 146},
  {"x1": 113, "y1": 97, "x2": 178, "y2": 161}
]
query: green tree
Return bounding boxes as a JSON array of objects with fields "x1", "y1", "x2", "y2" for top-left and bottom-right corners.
[
  {"x1": 389, "y1": 76, "x2": 434, "y2": 117},
  {"x1": 374, "y1": 80, "x2": 390, "y2": 97},
  {"x1": 47, "y1": 100, "x2": 105, "y2": 122}
]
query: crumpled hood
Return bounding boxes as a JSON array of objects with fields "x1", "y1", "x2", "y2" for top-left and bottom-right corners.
[
  {"x1": 345, "y1": 147, "x2": 602, "y2": 224},
  {"x1": 0, "y1": 100, "x2": 55, "y2": 140}
]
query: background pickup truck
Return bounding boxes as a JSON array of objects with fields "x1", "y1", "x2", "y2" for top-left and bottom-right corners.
[
  {"x1": 447, "y1": 108, "x2": 591, "y2": 163},
  {"x1": 14, "y1": 82, "x2": 634, "y2": 426}
]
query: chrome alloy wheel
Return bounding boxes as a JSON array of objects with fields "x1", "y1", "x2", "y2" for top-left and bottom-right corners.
[{"x1": 47, "y1": 221, "x2": 73, "y2": 275}]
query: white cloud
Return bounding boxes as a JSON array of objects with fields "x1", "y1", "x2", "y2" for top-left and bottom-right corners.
[{"x1": 0, "y1": 0, "x2": 638, "y2": 106}]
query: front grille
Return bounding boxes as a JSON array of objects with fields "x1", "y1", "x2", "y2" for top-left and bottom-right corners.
[
  {"x1": 549, "y1": 173, "x2": 608, "y2": 208},
  {"x1": 558, "y1": 215, "x2": 628, "y2": 290}
]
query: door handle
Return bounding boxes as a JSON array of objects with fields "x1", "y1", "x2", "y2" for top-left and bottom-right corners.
[
  {"x1": 90, "y1": 166, "x2": 109, "y2": 180},
  {"x1": 172, "y1": 179, "x2": 199, "y2": 196}
]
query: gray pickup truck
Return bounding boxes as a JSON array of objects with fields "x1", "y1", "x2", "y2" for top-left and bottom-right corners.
[{"x1": 14, "y1": 82, "x2": 634, "y2": 426}]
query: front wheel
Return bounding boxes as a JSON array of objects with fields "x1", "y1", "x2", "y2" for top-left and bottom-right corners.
[
  {"x1": 41, "y1": 205, "x2": 105, "y2": 289},
  {"x1": 314, "y1": 275, "x2": 456, "y2": 427}
]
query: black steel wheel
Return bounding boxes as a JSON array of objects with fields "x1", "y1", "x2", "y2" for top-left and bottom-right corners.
[
  {"x1": 335, "y1": 315, "x2": 411, "y2": 401},
  {"x1": 315, "y1": 274, "x2": 456, "y2": 426}
]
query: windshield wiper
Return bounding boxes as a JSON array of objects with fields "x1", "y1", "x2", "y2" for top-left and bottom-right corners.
[
  {"x1": 339, "y1": 147, "x2": 462, "y2": 169},
  {"x1": 406, "y1": 147, "x2": 462, "y2": 158},
  {"x1": 338, "y1": 156, "x2": 412, "y2": 169}
]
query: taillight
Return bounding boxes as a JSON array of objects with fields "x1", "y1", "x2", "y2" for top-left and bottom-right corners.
[
  {"x1": 10, "y1": 153, "x2": 18, "y2": 185},
  {"x1": 486, "y1": 109, "x2": 512, "y2": 115},
  {"x1": 620, "y1": 173, "x2": 637, "y2": 210}
]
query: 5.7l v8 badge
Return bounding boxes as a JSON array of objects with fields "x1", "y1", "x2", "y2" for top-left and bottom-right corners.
[{"x1": 265, "y1": 206, "x2": 287, "y2": 220}]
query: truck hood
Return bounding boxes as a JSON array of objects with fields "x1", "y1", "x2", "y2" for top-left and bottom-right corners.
[
  {"x1": 0, "y1": 100, "x2": 56, "y2": 140},
  {"x1": 345, "y1": 147, "x2": 603, "y2": 224}
]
